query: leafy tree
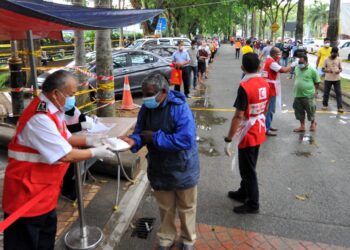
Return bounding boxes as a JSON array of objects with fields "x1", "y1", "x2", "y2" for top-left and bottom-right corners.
[{"x1": 307, "y1": 1, "x2": 328, "y2": 38}]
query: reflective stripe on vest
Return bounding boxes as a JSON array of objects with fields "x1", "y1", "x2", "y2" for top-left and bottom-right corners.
[
  {"x1": 8, "y1": 150, "x2": 60, "y2": 165},
  {"x1": 249, "y1": 100, "x2": 268, "y2": 115}
]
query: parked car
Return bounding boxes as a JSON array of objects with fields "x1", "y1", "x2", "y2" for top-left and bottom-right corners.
[
  {"x1": 38, "y1": 49, "x2": 172, "y2": 95},
  {"x1": 303, "y1": 38, "x2": 315, "y2": 45},
  {"x1": 143, "y1": 45, "x2": 178, "y2": 62},
  {"x1": 305, "y1": 39, "x2": 323, "y2": 53},
  {"x1": 339, "y1": 40, "x2": 350, "y2": 60},
  {"x1": 127, "y1": 37, "x2": 191, "y2": 50}
]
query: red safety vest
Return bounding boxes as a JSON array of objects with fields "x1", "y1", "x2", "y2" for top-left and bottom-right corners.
[
  {"x1": 3, "y1": 97, "x2": 70, "y2": 217},
  {"x1": 239, "y1": 76, "x2": 270, "y2": 148},
  {"x1": 263, "y1": 57, "x2": 278, "y2": 97}
]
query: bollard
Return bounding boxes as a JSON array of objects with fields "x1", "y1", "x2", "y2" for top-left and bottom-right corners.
[{"x1": 64, "y1": 161, "x2": 103, "y2": 250}]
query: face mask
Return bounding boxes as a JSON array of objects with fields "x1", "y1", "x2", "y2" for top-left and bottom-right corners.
[
  {"x1": 143, "y1": 93, "x2": 160, "y2": 109},
  {"x1": 324, "y1": 43, "x2": 330, "y2": 47},
  {"x1": 298, "y1": 64, "x2": 306, "y2": 69},
  {"x1": 64, "y1": 96, "x2": 76, "y2": 111},
  {"x1": 275, "y1": 56, "x2": 281, "y2": 62}
]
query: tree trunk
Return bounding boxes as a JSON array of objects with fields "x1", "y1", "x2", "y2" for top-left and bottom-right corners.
[
  {"x1": 258, "y1": 10, "x2": 263, "y2": 40},
  {"x1": 251, "y1": 10, "x2": 256, "y2": 38},
  {"x1": 295, "y1": 0, "x2": 304, "y2": 42},
  {"x1": 73, "y1": 0, "x2": 88, "y2": 108},
  {"x1": 244, "y1": 11, "x2": 248, "y2": 37},
  {"x1": 327, "y1": 0, "x2": 341, "y2": 47},
  {"x1": 95, "y1": 0, "x2": 115, "y2": 117}
]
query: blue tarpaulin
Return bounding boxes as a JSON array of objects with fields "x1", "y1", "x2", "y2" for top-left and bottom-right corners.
[{"x1": 0, "y1": 0, "x2": 163, "y2": 40}]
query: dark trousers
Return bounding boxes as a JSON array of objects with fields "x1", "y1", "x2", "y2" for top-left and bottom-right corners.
[
  {"x1": 61, "y1": 164, "x2": 77, "y2": 200},
  {"x1": 4, "y1": 210, "x2": 57, "y2": 250},
  {"x1": 189, "y1": 65, "x2": 198, "y2": 89},
  {"x1": 174, "y1": 66, "x2": 190, "y2": 96},
  {"x1": 237, "y1": 146, "x2": 260, "y2": 209},
  {"x1": 235, "y1": 48, "x2": 240, "y2": 59},
  {"x1": 323, "y1": 80, "x2": 343, "y2": 109}
]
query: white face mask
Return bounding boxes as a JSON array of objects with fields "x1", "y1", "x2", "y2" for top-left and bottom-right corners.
[{"x1": 324, "y1": 43, "x2": 330, "y2": 47}]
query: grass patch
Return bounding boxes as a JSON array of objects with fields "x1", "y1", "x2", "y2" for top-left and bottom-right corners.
[
  {"x1": 0, "y1": 72, "x2": 10, "y2": 88},
  {"x1": 341, "y1": 77, "x2": 350, "y2": 95}
]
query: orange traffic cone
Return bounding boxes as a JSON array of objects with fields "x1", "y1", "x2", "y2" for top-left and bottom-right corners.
[{"x1": 119, "y1": 75, "x2": 140, "y2": 110}]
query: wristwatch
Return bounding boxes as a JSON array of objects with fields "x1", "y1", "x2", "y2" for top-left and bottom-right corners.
[{"x1": 224, "y1": 137, "x2": 232, "y2": 143}]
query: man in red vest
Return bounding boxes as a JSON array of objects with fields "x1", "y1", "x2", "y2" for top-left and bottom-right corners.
[
  {"x1": 2, "y1": 70, "x2": 114, "y2": 250},
  {"x1": 224, "y1": 53, "x2": 270, "y2": 214},
  {"x1": 263, "y1": 47, "x2": 291, "y2": 136}
]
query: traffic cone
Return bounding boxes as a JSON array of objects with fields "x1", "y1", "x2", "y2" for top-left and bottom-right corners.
[{"x1": 119, "y1": 75, "x2": 140, "y2": 110}]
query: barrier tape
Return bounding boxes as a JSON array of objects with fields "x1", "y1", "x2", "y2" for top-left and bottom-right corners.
[
  {"x1": 0, "y1": 185, "x2": 52, "y2": 232},
  {"x1": 83, "y1": 100, "x2": 115, "y2": 114},
  {"x1": 98, "y1": 82, "x2": 114, "y2": 91},
  {"x1": 77, "y1": 99, "x2": 97, "y2": 110},
  {"x1": 0, "y1": 66, "x2": 62, "y2": 71},
  {"x1": 96, "y1": 75, "x2": 114, "y2": 81}
]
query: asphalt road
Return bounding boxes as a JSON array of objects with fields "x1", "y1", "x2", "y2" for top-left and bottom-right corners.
[{"x1": 117, "y1": 44, "x2": 350, "y2": 249}]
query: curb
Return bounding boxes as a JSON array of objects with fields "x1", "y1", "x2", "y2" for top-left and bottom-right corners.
[{"x1": 96, "y1": 169, "x2": 149, "y2": 250}]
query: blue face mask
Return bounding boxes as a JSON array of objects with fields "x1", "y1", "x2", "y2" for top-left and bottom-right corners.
[
  {"x1": 298, "y1": 64, "x2": 306, "y2": 69},
  {"x1": 64, "y1": 96, "x2": 76, "y2": 111},
  {"x1": 143, "y1": 93, "x2": 160, "y2": 109}
]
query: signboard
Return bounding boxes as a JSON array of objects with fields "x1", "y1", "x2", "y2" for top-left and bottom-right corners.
[
  {"x1": 156, "y1": 17, "x2": 167, "y2": 31},
  {"x1": 271, "y1": 23, "x2": 280, "y2": 33}
]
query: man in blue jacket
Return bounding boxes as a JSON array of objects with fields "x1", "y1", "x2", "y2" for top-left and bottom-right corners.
[{"x1": 120, "y1": 74, "x2": 200, "y2": 250}]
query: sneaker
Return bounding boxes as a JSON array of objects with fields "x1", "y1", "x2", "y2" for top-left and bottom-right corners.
[
  {"x1": 227, "y1": 191, "x2": 246, "y2": 203},
  {"x1": 270, "y1": 127, "x2": 278, "y2": 132},
  {"x1": 338, "y1": 108, "x2": 344, "y2": 113},
  {"x1": 233, "y1": 204, "x2": 259, "y2": 214},
  {"x1": 266, "y1": 131, "x2": 277, "y2": 136},
  {"x1": 322, "y1": 106, "x2": 328, "y2": 111}
]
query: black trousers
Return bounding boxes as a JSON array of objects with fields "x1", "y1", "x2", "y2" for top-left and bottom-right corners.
[
  {"x1": 174, "y1": 66, "x2": 190, "y2": 96},
  {"x1": 235, "y1": 48, "x2": 240, "y2": 59},
  {"x1": 237, "y1": 145, "x2": 260, "y2": 209},
  {"x1": 4, "y1": 210, "x2": 57, "y2": 250},
  {"x1": 323, "y1": 80, "x2": 343, "y2": 109}
]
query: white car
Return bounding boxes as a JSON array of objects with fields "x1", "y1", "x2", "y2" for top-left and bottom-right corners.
[
  {"x1": 305, "y1": 40, "x2": 323, "y2": 53},
  {"x1": 127, "y1": 37, "x2": 191, "y2": 50},
  {"x1": 339, "y1": 41, "x2": 350, "y2": 60}
]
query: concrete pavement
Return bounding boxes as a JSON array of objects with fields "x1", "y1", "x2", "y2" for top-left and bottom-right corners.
[{"x1": 117, "y1": 44, "x2": 350, "y2": 249}]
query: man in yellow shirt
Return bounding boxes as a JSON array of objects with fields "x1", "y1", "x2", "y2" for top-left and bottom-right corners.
[
  {"x1": 316, "y1": 38, "x2": 332, "y2": 76},
  {"x1": 242, "y1": 39, "x2": 254, "y2": 55}
]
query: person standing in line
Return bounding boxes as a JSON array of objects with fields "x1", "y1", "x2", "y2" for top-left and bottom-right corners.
[
  {"x1": 259, "y1": 40, "x2": 272, "y2": 62},
  {"x1": 235, "y1": 39, "x2": 242, "y2": 59},
  {"x1": 292, "y1": 54, "x2": 320, "y2": 132},
  {"x1": 316, "y1": 38, "x2": 332, "y2": 77},
  {"x1": 263, "y1": 47, "x2": 292, "y2": 136},
  {"x1": 172, "y1": 41, "x2": 191, "y2": 98},
  {"x1": 188, "y1": 40, "x2": 199, "y2": 90},
  {"x1": 280, "y1": 43, "x2": 291, "y2": 67},
  {"x1": 120, "y1": 74, "x2": 200, "y2": 250},
  {"x1": 2, "y1": 70, "x2": 114, "y2": 250},
  {"x1": 230, "y1": 36, "x2": 235, "y2": 46},
  {"x1": 241, "y1": 39, "x2": 254, "y2": 55},
  {"x1": 322, "y1": 47, "x2": 343, "y2": 113},
  {"x1": 197, "y1": 41, "x2": 209, "y2": 85},
  {"x1": 201, "y1": 40, "x2": 211, "y2": 79},
  {"x1": 225, "y1": 53, "x2": 270, "y2": 214}
]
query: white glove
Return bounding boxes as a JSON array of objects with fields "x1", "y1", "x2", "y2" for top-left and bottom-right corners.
[
  {"x1": 81, "y1": 121, "x2": 93, "y2": 130},
  {"x1": 86, "y1": 135, "x2": 108, "y2": 147},
  {"x1": 291, "y1": 59, "x2": 299, "y2": 68},
  {"x1": 224, "y1": 142, "x2": 232, "y2": 157},
  {"x1": 89, "y1": 145, "x2": 115, "y2": 159}
]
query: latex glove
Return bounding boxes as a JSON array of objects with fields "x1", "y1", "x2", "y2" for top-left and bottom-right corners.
[
  {"x1": 224, "y1": 142, "x2": 232, "y2": 157},
  {"x1": 86, "y1": 135, "x2": 108, "y2": 147},
  {"x1": 291, "y1": 60, "x2": 299, "y2": 68},
  {"x1": 81, "y1": 121, "x2": 93, "y2": 130},
  {"x1": 90, "y1": 145, "x2": 115, "y2": 159},
  {"x1": 91, "y1": 115, "x2": 101, "y2": 124},
  {"x1": 141, "y1": 130, "x2": 154, "y2": 144}
]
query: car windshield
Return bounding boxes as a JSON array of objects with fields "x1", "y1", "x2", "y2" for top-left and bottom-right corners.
[{"x1": 128, "y1": 40, "x2": 145, "y2": 49}]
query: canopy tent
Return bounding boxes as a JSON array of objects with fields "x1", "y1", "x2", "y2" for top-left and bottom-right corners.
[{"x1": 0, "y1": 0, "x2": 163, "y2": 40}]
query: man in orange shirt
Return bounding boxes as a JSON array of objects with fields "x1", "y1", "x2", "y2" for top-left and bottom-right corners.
[{"x1": 235, "y1": 39, "x2": 242, "y2": 59}]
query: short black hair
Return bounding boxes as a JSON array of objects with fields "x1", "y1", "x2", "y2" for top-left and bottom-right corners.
[
  {"x1": 242, "y1": 53, "x2": 260, "y2": 73},
  {"x1": 324, "y1": 37, "x2": 330, "y2": 42},
  {"x1": 246, "y1": 39, "x2": 251, "y2": 45},
  {"x1": 42, "y1": 70, "x2": 75, "y2": 93},
  {"x1": 331, "y1": 47, "x2": 339, "y2": 53},
  {"x1": 300, "y1": 54, "x2": 308, "y2": 62}
]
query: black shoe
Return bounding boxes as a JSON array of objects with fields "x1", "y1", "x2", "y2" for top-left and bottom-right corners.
[
  {"x1": 227, "y1": 191, "x2": 246, "y2": 203},
  {"x1": 233, "y1": 204, "x2": 259, "y2": 214}
]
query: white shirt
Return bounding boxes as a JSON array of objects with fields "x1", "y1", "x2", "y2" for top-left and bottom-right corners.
[
  {"x1": 17, "y1": 94, "x2": 72, "y2": 164},
  {"x1": 268, "y1": 56, "x2": 282, "y2": 83}
]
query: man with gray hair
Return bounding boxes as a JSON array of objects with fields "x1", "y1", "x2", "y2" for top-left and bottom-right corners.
[
  {"x1": 120, "y1": 74, "x2": 200, "y2": 250},
  {"x1": 2, "y1": 70, "x2": 114, "y2": 249}
]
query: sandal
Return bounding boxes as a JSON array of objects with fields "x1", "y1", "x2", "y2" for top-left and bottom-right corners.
[{"x1": 293, "y1": 127, "x2": 305, "y2": 133}]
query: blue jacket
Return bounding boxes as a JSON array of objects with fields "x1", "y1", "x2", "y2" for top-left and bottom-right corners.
[{"x1": 129, "y1": 90, "x2": 200, "y2": 190}]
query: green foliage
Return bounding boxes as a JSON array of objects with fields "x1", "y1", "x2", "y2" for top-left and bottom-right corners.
[
  {"x1": 0, "y1": 72, "x2": 10, "y2": 88},
  {"x1": 306, "y1": 1, "x2": 329, "y2": 37}
]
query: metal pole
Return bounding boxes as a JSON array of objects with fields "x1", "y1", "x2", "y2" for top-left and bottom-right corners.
[
  {"x1": 8, "y1": 40, "x2": 24, "y2": 121},
  {"x1": 64, "y1": 162, "x2": 103, "y2": 250},
  {"x1": 26, "y1": 30, "x2": 38, "y2": 97}
]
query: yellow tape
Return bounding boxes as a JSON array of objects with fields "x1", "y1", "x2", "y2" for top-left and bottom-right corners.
[
  {"x1": 77, "y1": 100, "x2": 97, "y2": 110},
  {"x1": 98, "y1": 82, "x2": 114, "y2": 91},
  {"x1": 74, "y1": 88, "x2": 99, "y2": 96}
]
